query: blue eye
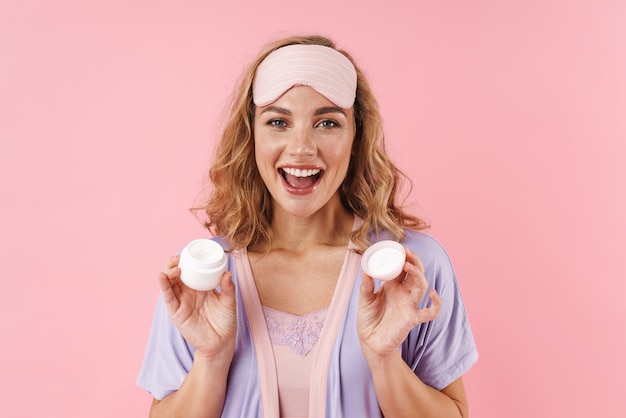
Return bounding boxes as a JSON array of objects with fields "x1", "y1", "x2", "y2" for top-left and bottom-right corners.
[
  {"x1": 267, "y1": 119, "x2": 287, "y2": 127},
  {"x1": 318, "y1": 120, "x2": 339, "y2": 128}
]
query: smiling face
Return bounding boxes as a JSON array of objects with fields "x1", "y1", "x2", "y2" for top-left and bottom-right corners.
[{"x1": 253, "y1": 86, "x2": 355, "y2": 220}]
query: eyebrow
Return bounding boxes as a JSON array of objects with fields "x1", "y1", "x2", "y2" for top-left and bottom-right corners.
[
  {"x1": 314, "y1": 106, "x2": 347, "y2": 116},
  {"x1": 259, "y1": 106, "x2": 347, "y2": 117},
  {"x1": 260, "y1": 106, "x2": 291, "y2": 116}
]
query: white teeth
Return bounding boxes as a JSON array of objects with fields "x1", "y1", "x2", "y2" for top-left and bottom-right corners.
[{"x1": 282, "y1": 168, "x2": 321, "y2": 177}]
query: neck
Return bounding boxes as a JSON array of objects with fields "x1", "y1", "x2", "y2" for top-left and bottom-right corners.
[{"x1": 261, "y1": 205, "x2": 354, "y2": 253}]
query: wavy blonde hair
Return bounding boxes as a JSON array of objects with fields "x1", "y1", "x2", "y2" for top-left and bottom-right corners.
[{"x1": 199, "y1": 35, "x2": 428, "y2": 251}]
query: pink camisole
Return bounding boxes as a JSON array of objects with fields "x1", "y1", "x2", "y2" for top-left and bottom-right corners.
[
  {"x1": 262, "y1": 306, "x2": 329, "y2": 418},
  {"x1": 233, "y1": 233, "x2": 362, "y2": 418}
]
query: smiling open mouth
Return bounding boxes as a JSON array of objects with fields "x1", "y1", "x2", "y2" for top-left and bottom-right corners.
[{"x1": 279, "y1": 167, "x2": 323, "y2": 190}]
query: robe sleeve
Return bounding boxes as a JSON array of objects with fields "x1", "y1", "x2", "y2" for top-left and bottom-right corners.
[
  {"x1": 402, "y1": 232, "x2": 479, "y2": 390},
  {"x1": 136, "y1": 293, "x2": 196, "y2": 400}
]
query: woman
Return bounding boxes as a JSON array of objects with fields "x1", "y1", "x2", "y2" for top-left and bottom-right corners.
[{"x1": 138, "y1": 35, "x2": 478, "y2": 417}]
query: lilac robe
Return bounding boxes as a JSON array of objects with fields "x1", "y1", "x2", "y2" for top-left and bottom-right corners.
[{"x1": 137, "y1": 230, "x2": 478, "y2": 417}]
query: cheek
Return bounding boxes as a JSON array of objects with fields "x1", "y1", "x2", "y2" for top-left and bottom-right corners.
[
  {"x1": 333, "y1": 142, "x2": 354, "y2": 167},
  {"x1": 254, "y1": 138, "x2": 281, "y2": 172},
  {"x1": 322, "y1": 149, "x2": 353, "y2": 182}
]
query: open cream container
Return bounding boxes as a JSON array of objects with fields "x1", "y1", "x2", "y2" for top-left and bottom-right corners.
[
  {"x1": 179, "y1": 239, "x2": 227, "y2": 291},
  {"x1": 361, "y1": 240, "x2": 406, "y2": 281}
]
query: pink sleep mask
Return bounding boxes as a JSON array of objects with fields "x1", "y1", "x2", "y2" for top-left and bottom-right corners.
[{"x1": 252, "y1": 44, "x2": 357, "y2": 109}]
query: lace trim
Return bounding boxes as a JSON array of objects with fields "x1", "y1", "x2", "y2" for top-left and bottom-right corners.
[{"x1": 262, "y1": 305, "x2": 329, "y2": 357}]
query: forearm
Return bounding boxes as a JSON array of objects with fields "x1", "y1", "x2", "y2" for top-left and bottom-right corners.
[
  {"x1": 149, "y1": 350, "x2": 232, "y2": 418},
  {"x1": 366, "y1": 351, "x2": 467, "y2": 418}
]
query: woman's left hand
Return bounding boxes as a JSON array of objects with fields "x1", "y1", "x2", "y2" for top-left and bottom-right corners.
[{"x1": 357, "y1": 247, "x2": 442, "y2": 360}]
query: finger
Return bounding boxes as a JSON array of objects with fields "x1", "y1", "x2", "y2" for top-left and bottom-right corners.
[
  {"x1": 404, "y1": 248, "x2": 424, "y2": 274},
  {"x1": 389, "y1": 269, "x2": 408, "y2": 284},
  {"x1": 164, "y1": 255, "x2": 180, "y2": 271},
  {"x1": 402, "y1": 256, "x2": 429, "y2": 296},
  {"x1": 417, "y1": 289, "x2": 443, "y2": 323},
  {"x1": 165, "y1": 265, "x2": 181, "y2": 279},
  {"x1": 217, "y1": 271, "x2": 236, "y2": 300},
  {"x1": 158, "y1": 271, "x2": 181, "y2": 313},
  {"x1": 359, "y1": 273, "x2": 376, "y2": 305}
]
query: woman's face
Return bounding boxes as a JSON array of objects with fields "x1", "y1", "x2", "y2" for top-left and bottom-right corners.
[{"x1": 253, "y1": 86, "x2": 355, "y2": 219}]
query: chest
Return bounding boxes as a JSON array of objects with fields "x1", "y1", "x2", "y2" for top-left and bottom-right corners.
[{"x1": 248, "y1": 247, "x2": 348, "y2": 315}]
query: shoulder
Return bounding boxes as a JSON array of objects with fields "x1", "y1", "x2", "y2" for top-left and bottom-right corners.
[
  {"x1": 400, "y1": 230, "x2": 453, "y2": 267},
  {"x1": 399, "y1": 230, "x2": 461, "y2": 294},
  {"x1": 208, "y1": 235, "x2": 229, "y2": 249}
]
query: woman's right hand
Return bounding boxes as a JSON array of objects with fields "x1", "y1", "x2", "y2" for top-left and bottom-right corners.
[{"x1": 158, "y1": 255, "x2": 237, "y2": 360}]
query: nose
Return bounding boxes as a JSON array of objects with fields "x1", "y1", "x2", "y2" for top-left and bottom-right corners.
[{"x1": 286, "y1": 127, "x2": 316, "y2": 157}]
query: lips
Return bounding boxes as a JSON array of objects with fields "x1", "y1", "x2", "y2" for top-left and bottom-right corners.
[{"x1": 279, "y1": 167, "x2": 323, "y2": 194}]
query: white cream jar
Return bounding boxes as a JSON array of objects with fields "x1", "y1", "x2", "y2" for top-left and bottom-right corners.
[
  {"x1": 361, "y1": 240, "x2": 406, "y2": 281},
  {"x1": 179, "y1": 239, "x2": 227, "y2": 291}
]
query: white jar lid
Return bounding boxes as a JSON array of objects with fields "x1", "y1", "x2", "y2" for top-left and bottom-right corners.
[
  {"x1": 186, "y1": 239, "x2": 224, "y2": 266},
  {"x1": 361, "y1": 240, "x2": 406, "y2": 281}
]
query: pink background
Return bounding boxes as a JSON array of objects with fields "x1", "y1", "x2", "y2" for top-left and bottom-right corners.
[{"x1": 1, "y1": 1, "x2": 624, "y2": 416}]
